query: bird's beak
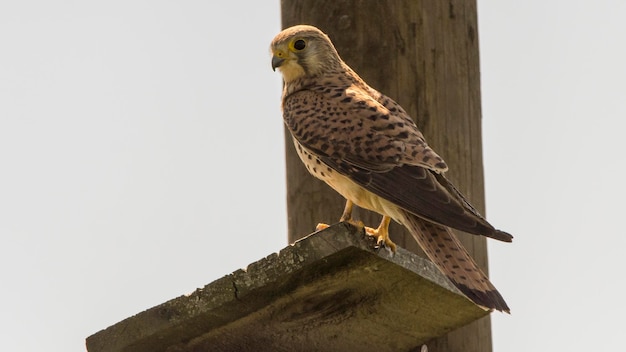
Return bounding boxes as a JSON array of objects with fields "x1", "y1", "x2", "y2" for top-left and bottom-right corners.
[{"x1": 271, "y1": 55, "x2": 285, "y2": 71}]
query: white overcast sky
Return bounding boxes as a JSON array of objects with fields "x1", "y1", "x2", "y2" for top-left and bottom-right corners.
[{"x1": 1, "y1": 1, "x2": 625, "y2": 351}]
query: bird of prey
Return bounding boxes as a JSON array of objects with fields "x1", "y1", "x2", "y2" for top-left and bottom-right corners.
[{"x1": 271, "y1": 25, "x2": 512, "y2": 312}]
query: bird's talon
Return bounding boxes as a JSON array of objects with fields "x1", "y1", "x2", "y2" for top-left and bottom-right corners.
[
  {"x1": 374, "y1": 237, "x2": 397, "y2": 252},
  {"x1": 364, "y1": 222, "x2": 397, "y2": 252}
]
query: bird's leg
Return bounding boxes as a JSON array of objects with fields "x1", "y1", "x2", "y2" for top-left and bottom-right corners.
[
  {"x1": 364, "y1": 216, "x2": 396, "y2": 252},
  {"x1": 315, "y1": 199, "x2": 364, "y2": 231},
  {"x1": 338, "y1": 198, "x2": 354, "y2": 222},
  {"x1": 338, "y1": 199, "x2": 365, "y2": 229}
]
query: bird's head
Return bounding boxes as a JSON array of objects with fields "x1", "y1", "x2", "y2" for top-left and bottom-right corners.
[{"x1": 270, "y1": 25, "x2": 342, "y2": 82}]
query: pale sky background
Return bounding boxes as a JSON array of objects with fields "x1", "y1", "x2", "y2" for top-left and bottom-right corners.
[{"x1": 1, "y1": 1, "x2": 624, "y2": 351}]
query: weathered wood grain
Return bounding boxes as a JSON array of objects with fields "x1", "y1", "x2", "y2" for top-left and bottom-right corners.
[{"x1": 85, "y1": 224, "x2": 488, "y2": 352}]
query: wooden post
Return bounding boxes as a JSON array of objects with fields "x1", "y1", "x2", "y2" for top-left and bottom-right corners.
[{"x1": 281, "y1": 1, "x2": 492, "y2": 351}]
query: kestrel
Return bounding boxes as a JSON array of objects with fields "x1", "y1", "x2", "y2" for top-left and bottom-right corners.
[{"x1": 271, "y1": 25, "x2": 512, "y2": 312}]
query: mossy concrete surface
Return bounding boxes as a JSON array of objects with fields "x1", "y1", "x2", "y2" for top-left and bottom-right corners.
[{"x1": 86, "y1": 223, "x2": 488, "y2": 352}]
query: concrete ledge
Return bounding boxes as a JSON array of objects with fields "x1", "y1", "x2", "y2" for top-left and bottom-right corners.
[{"x1": 86, "y1": 223, "x2": 488, "y2": 352}]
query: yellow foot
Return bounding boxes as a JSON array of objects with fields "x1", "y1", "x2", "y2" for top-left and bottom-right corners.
[
  {"x1": 315, "y1": 223, "x2": 330, "y2": 231},
  {"x1": 316, "y1": 219, "x2": 364, "y2": 232},
  {"x1": 365, "y1": 219, "x2": 397, "y2": 252}
]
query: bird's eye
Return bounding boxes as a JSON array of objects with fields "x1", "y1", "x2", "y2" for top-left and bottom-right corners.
[{"x1": 292, "y1": 39, "x2": 306, "y2": 51}]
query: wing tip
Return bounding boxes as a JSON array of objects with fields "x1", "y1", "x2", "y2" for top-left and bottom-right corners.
[
  {"x1": 453, "y1": 281, "x2": 511, "y2": 313},
  {"x1": 491, "y1": 229, "x2": 514, "y2": 243}
]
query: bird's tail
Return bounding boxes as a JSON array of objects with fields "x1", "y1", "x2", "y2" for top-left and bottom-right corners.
[{"x1": 399, "y1": 210, "x2": 510, "y2": 312}]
